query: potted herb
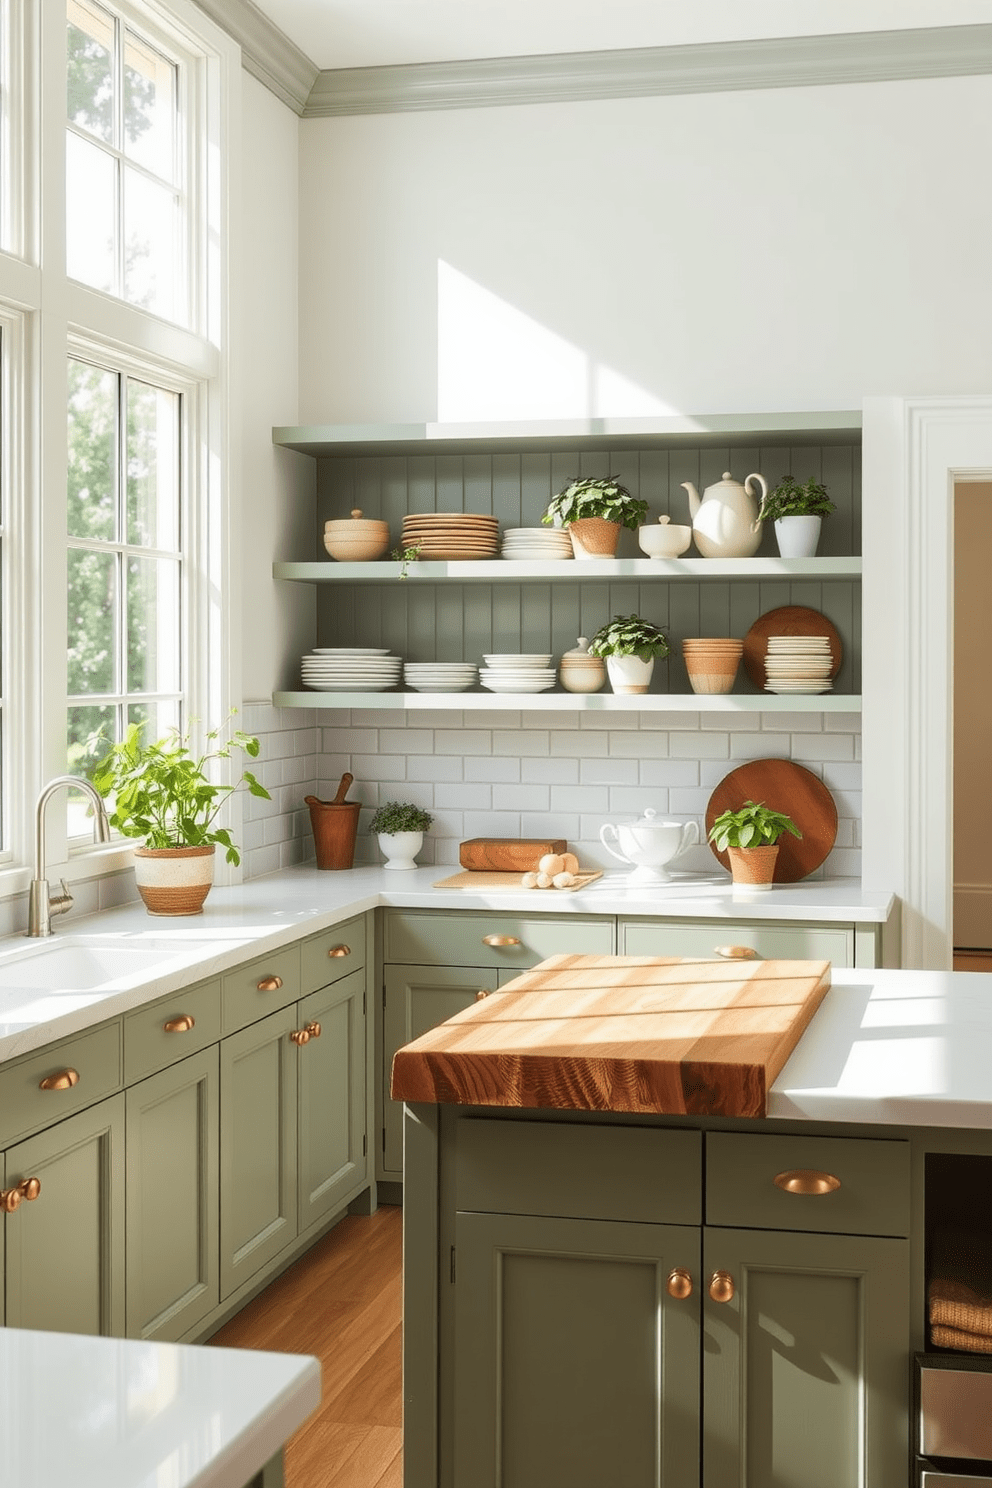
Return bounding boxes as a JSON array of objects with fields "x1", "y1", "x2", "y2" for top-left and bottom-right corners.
[
  {"x1": 90, "y1": 715, "x2": 270, "y2": 915},
  {"x1": 758, "y1": 475, "x2": 836, "y2": 558},
  {"x1": 587, "y1": 614, "x2": 670, "y2": 694},
  {"x1": 370, "y1": 800, "x2": 434, "y2": 870},
  {"x1": 707, "y1": 800, "x2": 802, "y2": 889},
  {"x1": 542, "y1": 476, "x2": 648, "y2": 559}
]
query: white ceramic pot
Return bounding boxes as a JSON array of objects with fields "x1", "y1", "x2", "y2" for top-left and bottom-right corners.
[
  {"x1": 606, "y1": 654, "x2": 655, "y2": 695},
  {"x1": 133, "y1": 844, "x2": 215, "y2": 915},
  {"x1": 599, "y1": 809, "x2": 700, "y2": 884},
  {"x1": 377, "y1": 830, "x2": 424, "y2": 870},
  {"x1": 774, "y1": 515, "x2": 822, "y2": 558}
]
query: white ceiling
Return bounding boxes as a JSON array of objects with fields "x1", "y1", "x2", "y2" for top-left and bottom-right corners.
[{"x1": 249, "y1": 0, "x2": 992, "y2": 72}]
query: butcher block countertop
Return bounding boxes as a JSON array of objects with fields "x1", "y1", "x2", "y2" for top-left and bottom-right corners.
[{"x1": 390, "y1": 953, "x2": 832, "y2": 1118}]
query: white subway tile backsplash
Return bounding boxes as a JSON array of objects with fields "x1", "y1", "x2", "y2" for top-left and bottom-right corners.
[
  {"x1": 790, "y1": 733, "x2": 855, "y2": 763},
  {"x1": 494, "y1": 783, "x2": 551, "y2": 812},
  {"x1": 581, "y1": 758, "x2": 639, "y2": 785},
  {"x1": 670, "y1": 731, "x2": 728, "y2": 759},
  {"x1": 435, "y1": 782, "x2": 491, "y2": 810},
  {"x1": 435, "y1": 729, "x2": 491, "y2": 756},
  {"x1": 463, "y1": 810, "x2": 521, "y2": 837},
  {"x1": 495, "y1": 729, "x2": 551, "y2": 755},
  {"x1": 551, "y1": 783, "x2": 610, "y2": 814},
  {"x1": 406, "y1": 755, "x2": 463, "y2": 783},
  {"x1": 380, "y1": 728, "x2": 432, "y2": 754},
  {"x1": 551, "y1": 730, "x2": 607, "y2": 756},
  {"x1": 465, "y1": 755, "x2": 521, "y2": 783},
  {"x1": 521, "y1": 811, "x2": 581, "y2": 839}
]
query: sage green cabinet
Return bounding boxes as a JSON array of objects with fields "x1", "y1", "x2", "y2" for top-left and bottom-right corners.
[
  {"x1": 3, "y1": 1094, "x2": 125, "y2": 1336},
  {"x1": 298, "y1": 967, "x2": 366, "y2": 1232},
  {"x1": 125, "y1": 1046, "x2": 219, "y2": 1341},
  {"x1": 619, "y1": 916, "x2": 872, "y2": 967}
]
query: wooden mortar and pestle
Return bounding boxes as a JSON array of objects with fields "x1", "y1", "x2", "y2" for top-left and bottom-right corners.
[{"x1": 305, "y1": 773, "x2": 361, "y2": 869}]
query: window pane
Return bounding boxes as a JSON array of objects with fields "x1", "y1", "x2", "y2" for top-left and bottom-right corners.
[
  {"x1": 127, "y1": 697, "x2": 179, "y2": 740},
  {"x1": 124, "y1": 167, "x2": 177, "y2": 319},
  {"x1": 66, "y1": 131, "x2": 117, "y2": 294},
  {"x1": 124, "y1": 30, "x2": 176, "y2": 181},
  {"x1": 126, "y1": 555, "x2": 179, "y2": 693},
  {"x1": 127, "y1": 380, "x2": 178, "y2": 548},
  {"x1": 68, "y1": 360, "x2": 118, "y2": 542},
  {"x1": 67, "y1": 547, "x2": 117, "y2": 693},
  {"x1": 68, "y1": 701, "x2": 116, "y2": 777},
  {"x1": 67, "y1": 0, "x2": 115, "y2": 145}
]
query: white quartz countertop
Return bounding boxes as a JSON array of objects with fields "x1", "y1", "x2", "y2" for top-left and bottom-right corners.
[
  {"x1": 0, "y1": 864, "x2": 892, "y2": 1061},
  {"x1": 0, "y1": 1327, "x2": 319, "y2": 1488}
]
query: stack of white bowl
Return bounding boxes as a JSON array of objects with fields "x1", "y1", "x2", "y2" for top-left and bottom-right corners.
[
  {"x1": 501, "y1": 527, "x2": 573, "y2": 560},
  {"x1": 479, "y1": 654, "x2": 556, "y2": 693},
  {"x1": 301, "y1": 647, "x2": 402, "y2": 691},
  {"x1": 403, "y1": 662, "x2": 477, "y2": 693},
  {"x1": 764, "y1": 636, "x2": 834, "y2": 694}
]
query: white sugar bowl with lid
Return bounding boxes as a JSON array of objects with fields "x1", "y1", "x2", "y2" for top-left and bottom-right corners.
[
  {"x1": 599, "y1": 808, "x2": 700, "y2": 884},
  {"x1": 558, "y1": 636, "x2": 606, "y2": 694},
  {"x1": 323, "y1": 508, "x2": 390, "y2": 562}
]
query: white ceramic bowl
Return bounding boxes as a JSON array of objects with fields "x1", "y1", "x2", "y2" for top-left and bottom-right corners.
[{"x1": 637, "y1": 522, "x2": 693, "y2": 559}]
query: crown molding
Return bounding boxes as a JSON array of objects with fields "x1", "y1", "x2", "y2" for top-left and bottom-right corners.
[
  {"x1": 194, "y1": 0, "x2": 318, "y2": 113},
  {"x1": 302, "y1": 24, "x2": 992, "y2": 117}
]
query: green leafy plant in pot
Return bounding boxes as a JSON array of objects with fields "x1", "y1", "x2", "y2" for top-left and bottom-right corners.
[
  {"x1": 588, "y1": 614, "x2": 670, "y2": 695},
  {"x1": 90, "y1": 714, "x2": 270, "y2": 915},
  {"x1": 708, "y1": 800, "x2": 802, "y2": 889},
  {"x1": 542, "y1": 476, "x2": 648, "y2": 559},
  {"x1": 758, "y1": 475, "x2": 836, "y2": 559},
  {"x1": 370, "y1": 800, "x2": 434, "y2": 871}
]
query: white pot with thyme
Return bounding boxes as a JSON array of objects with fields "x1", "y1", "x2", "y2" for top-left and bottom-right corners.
[
  {"x1": 371, "y1": 801, "x2": 434, "y2": 870},
  {"x1": 588, "y1": 614, "x2": 670, "y2": 695},
  {"x1": 758, "y1": 476, "x2": 836, "y2": 559},
  {"x1": 542, "y1": 476, "x2": 648, "y2": 559}
]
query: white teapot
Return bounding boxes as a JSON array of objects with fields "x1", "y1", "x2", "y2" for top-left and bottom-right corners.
[
  {"x1": 599, "y1": 809, "x2": 700, "y2": 884},
  {"x1": 682, "y1": 470, "x2": 769, "y2": 559}
]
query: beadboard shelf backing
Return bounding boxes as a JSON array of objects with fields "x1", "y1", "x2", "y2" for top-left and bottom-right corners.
[{"x1": 272, "y1": 690, "x2": 862, "y2": 713}]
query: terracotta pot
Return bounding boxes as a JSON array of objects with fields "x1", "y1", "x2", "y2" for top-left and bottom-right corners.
[
  {"x1": 567, "y1": 518, "x2": 622, "y2": 559},
  {"x1": 727, "y1": 844, "x2": 779, "y2": 889},
  {"x1": 133, "y1": 844, "x2": 215, "y2": 915}
]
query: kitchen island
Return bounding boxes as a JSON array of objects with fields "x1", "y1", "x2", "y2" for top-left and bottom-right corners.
[{"x1": 394, "y1": 958, "x2": 992, "y2": 1488}]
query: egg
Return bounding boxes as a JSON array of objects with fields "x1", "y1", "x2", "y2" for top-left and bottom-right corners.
[
  {"x1": 552, "y1": 871, "x2": 575, "y2": 889},
  {"x1": 538, "y1": 853, "x2": 565, "y2": 876},
  {"x1": 521, "y1": 871, "x2": 540, "y2": 889},
  {"x1": 561, "y1": 852, "x2": 580, "y2": 875},
  {"x1": 536, "y1": 872, "x2": 554, "y2": 888}
]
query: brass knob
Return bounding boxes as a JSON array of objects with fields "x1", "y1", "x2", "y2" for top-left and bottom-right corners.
[
  {"x1": 774, "y1": 1169, "x2": 841, "y2": 1196},
  {"x1": 476, "y1": 989, "x2": 492, "y2": 1001},
  {"x1": 481, "y1": 934, "x2": 521, "y2": 947},
  {"x1": 328, "y1": 945, "x2": 350, "y2": 958},
  {"x1": 18, "y1": 1177, "x2": 41, "y2": 1202},
  {"x1": 163, "y1": 1014, "x2": 195, "y2": 1033},
  {"x1": 305, "y1": 1021, "x2": 322, "y2": 1039},
  {"x1": 1, "y1": 1188, "x2": 22, "y2": 1213},
  {"x1": 667, "y1": 1267, "x2": 693, "y2": 1300},
  {"x1": 708, "y1": 1271, "x2": 735, "y2": 1304},
  {"x1": 257, "y1": 975, "x2": 283, "y2": 991},
  {"x1": 289, "y1": 1028, "x2": 310, "y2": 1046},
  {"x1": 39, "y1": 1068, "x2": 79, "y2": 1091},
  {"x1": 715, "y1": 945, "x2": 758, "y2": 959}
]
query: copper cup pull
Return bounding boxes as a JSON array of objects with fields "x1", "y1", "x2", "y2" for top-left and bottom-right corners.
[
  {"x1": 1, "y1": 1178, "x2": 42, "y2": 1213},
  {"x1": 482, "y1": 934, "x2": 521, "y2": 947},
  {"x1": 476, "y1": 989, "x2": 492, "y2": 1001},
  {"x1": 289, "y1": 1028, "x2": 310, "y2": 1046},
  {"x1": 667, "y1": 1267, "x2": 693, "y2": 1300},
  {"x1": 305, "y1": 1021, "x2": 322, "y2": 1039},
  {"x1": 163, "y1": 1014, "x2": 195, "y2": 1033},
  {"x1": 709, "y1": 1271, "x2": 735, "y2": 1304},
  {"x1": 18, "y1": 1177, "x2": 41, "y2": 1202},
  {"x1": 257, "y1": 975, "x2": 283, "y2": 992},
  {"x1": 774, "y1": 1169, "x2": 841, "y2": 1196},
  {"x1": 715, "y1": 945, "x2": 759, "y2": 959},
  {"x1": 39, "y1": 1068, "x2": 79, "y2": 1091},
  {"x1": 328, "y1": 945, "x2": 350, "y2": 958}
]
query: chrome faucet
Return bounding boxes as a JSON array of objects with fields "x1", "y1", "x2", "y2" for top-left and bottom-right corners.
[{"x1": 27, "y1": 776, "x2": 112, "y2": 937}]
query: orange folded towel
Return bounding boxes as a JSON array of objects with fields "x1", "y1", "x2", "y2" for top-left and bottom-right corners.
[{"x1": 928, "y1": 1228, "x2": 992, "y2": 1346}]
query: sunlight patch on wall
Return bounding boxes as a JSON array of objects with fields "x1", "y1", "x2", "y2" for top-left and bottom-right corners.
[{"x1": 437, "y1": 260, "x2": 676, "y2": 421}]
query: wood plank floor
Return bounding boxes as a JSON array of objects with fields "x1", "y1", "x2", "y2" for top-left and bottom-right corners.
[
  {"x1": 210, "y1": 1204, "x2": 403, "y2": 1488},
  {"x1": 953, "y1": 949, "x2": 992, "y2": 971}
]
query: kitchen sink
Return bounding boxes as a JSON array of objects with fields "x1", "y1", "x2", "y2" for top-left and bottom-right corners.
[{"x1": 0, "y1": 937, "x2": 204, "y2": 990}]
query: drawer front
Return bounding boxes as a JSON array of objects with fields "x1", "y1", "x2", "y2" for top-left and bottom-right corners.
[
  {"x1": 455, "y1": 1116, "x2": 701, "y2": 1226},
  {"x1": 920, "y1": 1363, "x2": 992, "y2": 1462},
  {"x1": 620, "y1": 917, "x2": 854, "y2": 966},
  {"x1": 300, "y1": 915, "x2": 366, "y2": 994},
  {"x1": 0, "y1": 1022, "x2": 122, "y2": 1147},
  {"x1": 123, "y1": 979, "x2": 222, "y2": 1084},
  {"x1": 384, "y1": 910, "x2": 614, "y2": 970},
  {"x1": 706, "y1": 1131, "x2": 910, "y2": 1237},
  {"x1": 221, "y1": 946, "x2": 301, "y2": 1035}
]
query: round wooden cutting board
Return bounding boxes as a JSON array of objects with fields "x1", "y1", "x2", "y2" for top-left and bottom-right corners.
[
  {"x1": 742, "y1": 605, "x2": 842, "y2": 689},
  {"x1": 705, "y1": 759, "x2": 838, "y2": 881}
]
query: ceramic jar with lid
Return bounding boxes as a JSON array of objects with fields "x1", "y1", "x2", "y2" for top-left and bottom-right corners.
[
  {"x1": 558, "y1": 637, "x2": 606, "y2": 694},
  {"x1": 323, "y1": 508, "x2": 390, "y2": 562}
]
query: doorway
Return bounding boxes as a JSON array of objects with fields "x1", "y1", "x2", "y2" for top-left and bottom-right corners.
[{"x1": 953, "y1": 481, "x2": 992, "y2": 968}]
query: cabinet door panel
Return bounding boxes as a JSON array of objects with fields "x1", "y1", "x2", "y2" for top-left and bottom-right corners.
[
  {"x1": 220, "y1": 1006, "x2": 298, "y2": 1299},
  {"x1": 125, "y1": 1047, "x2": 219, "y2": 1341},
  {"x1": 299, "y1": 969, "x2": 366, "y2": 1229},
  {"x1": 4, "y1": 1095, "x2": 125, "y2": 1336},
  {"x1": 452, "y1": 1212, "x2": 700, "y2": 1488},
  {"x1": 703, "y1": 1227, "x2": 909, "y2": 1488}
]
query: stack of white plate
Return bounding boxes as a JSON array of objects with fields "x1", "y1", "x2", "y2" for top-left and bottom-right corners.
[
  {"x1": 479, "y1": 654, "x2": 556, "y2": 693},
  {"x1": 764, "y1": 636, "x2": 834, "y2": 694},
  {"x1": 403, "y1": 662, "x2": 478, "y2": 693},
  {"x1": 301, "y1": 647, "x2": 403, "y2": 691},
  {"x1": 500, "y1": 527, "x2": 573, "y2": 560}
]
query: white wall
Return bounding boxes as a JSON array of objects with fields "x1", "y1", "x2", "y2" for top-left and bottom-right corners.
[{"x1": 298, "y1": 74, "x2": 992, "y2": 422}]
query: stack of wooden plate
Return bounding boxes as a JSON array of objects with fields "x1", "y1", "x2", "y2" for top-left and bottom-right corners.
[{"x1": 401, "y1": 513, "x2": 499, "y2": 560}]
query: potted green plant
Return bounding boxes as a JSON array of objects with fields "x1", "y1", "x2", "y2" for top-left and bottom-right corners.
[
  {"x1": 369, "y1": 800, "x2": 434, "y2": 870},
  {"x1": 587, "y1": 614, "x2": 670, "y2": 694},
  {"x1": 542, "y1": 476, "x2": 648, "y2": 559},
  {"x1": 90, "y1": 715, "x2": 270, "y2": 915},
  {"x1": 707, "y1": 799, "x2": 802, "y2": 889},
  {"x1": 758, "y1": 475, "x2": 836, "y2": 558}
]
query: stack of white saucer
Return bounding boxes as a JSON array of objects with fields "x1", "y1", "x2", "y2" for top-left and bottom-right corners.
[
  {"x1": 301, "y1": 648, "x2": 402, "y2": 691},
  {"x1": 403, "y1": 662, "x2": 477, "y2": 693},
  {"x1": 501, "y1": 527, "x2": 573, "y2": 560},
  {"x1": 479, "y1": 654, "x2": 556, "y2": 693},
  {"x1": 764, "y1": 636, "x2": 834, "y2": 694}
]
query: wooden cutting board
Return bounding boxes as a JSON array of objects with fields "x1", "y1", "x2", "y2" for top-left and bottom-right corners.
[
  {"x1": 459, "y1": 838, "x2": 567, "y2": 871},
  {"x1": 705, "y1": 759, "x2": 838, "y2": 881},
  {"x1": 391, "y1": 953, "x2": 831, "y2": 1118},
  {"x1": 434, "y1": 871, "x2": 602, "y2": 893}
]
